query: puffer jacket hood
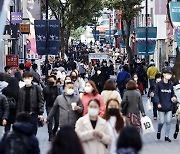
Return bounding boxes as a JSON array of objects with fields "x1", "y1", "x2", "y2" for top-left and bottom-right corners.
[
  {"x1": 13, "y1": 122, "x2": 34, "y2": 136},
  {"x1": 0, "y1": 81, "x2": 8, "y2": 93}
]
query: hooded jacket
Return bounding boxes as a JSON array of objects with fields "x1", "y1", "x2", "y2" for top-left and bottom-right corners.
[
  {"x1": 0, "y1": 122, "x2": 40, "y2": 154},
  {"x1": 154, "y1": 80, "x2": 176, "y2": 112}
]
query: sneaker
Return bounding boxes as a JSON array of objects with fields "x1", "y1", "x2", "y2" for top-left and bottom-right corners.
[
  {"x1": 165, "y1": 137, "x2": 171, "y2": 142},
  {"x1": 153, "y1": 117, "x2": 157, "y2": 120},
  {"x1": 157, "y1": 132, "x2": 161, "y2": 140},
  {"x1": 173, "y1": 132, "x2": 178, "y2": 139}
]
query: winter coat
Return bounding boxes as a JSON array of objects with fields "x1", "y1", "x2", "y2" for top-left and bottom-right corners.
[
  {"x1": 75, "y1": 114, "x2": 111, "y2": 154},
  {"x1": 101, "y1": 90, "x2": 122, "y2": 105},
  {"x1": 47, "y1": 94, "x2": 83, "y2": 128},
  {"x1": 117, "y1": 148, "x2": 138, "y2": 154},
  {"x1": 174, "y1": 83, "x2": 180, "y2": 103},
  {"x1": 154, "y1": 80, "x2": 176, "y2": 112},
  {"x1": 0, "y1": 94, "x2": 9, "y2": 123},
  {"x1": 147, "y1": 66, "x2": 158, "y2": 79},
  {"x1": 0, "y1": 81, "x2": 8, "y2": 94},
  {"x1": 18, "y1": 84, "x2": 44, "y2": 115},
  {"x1": 122, "y1": 90, "x2": 145, "y2": 114},
  {"x1": 91, "y1": 74, "x2": 106, "y2": 93},
  {"x1": 0, "y1": 122, "x2": 40, "y2": 154}
]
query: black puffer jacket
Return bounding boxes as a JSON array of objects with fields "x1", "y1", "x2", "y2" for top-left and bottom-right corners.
[
  {"x1": 18, "y1": 84, "x2": 44, "y2": 115},
  {"x1": 0, "y1": 94, "x2": 9, "y2": 123}
]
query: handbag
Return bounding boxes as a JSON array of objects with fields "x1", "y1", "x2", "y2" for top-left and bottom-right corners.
[
  {"x1": 141, "y1": 116, "x2": 155, "y2": 135},
  {"x1": 121, "y1": 96, "x2": 129, "y2": 116}
]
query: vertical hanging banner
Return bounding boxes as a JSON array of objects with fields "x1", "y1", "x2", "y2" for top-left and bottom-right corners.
[
  {"x1": 136, "y1": 27, "x2": 157, "y2": 55},
  {"x1": 169, "y1": 2, "x2": 180, "y2": 27},
  {"x1": 175, "y1": 28, "x2": 180, "y2": 51},
  {"x1": 34, "y1": 20, "x2": 60, "y2": 55},
  {"x1": 11, "y1": 12, "x2": 22, "y2": 24}
]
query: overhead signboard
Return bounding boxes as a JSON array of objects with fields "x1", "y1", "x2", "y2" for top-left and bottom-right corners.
[
  {"x1": 6, "y1": 55, "x2": 19, "y2": 67},
  {"x1": 19, "y1": 18, "x2": 30, "y2": 34},
  {"x1": 169, "y1": 2, "x2": 180, "y2": 27},
  {"x1": 11, "y1": 12, "x2": 22, "y2": 24}
]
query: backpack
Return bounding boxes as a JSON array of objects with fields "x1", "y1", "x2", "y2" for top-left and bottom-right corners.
[
  {"x1": 6, "y1": 96, "x2": 16, "y2": 109},
  {"x1": 4, "y1": 131, "x2": 31, "y2": 154}
]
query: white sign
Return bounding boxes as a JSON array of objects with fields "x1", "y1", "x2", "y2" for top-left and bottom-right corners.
[{"x1": 26, "y1": 54, "x2": 38, "y2": 60}]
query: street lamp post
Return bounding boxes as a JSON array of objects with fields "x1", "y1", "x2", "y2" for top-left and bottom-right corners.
[{"x1": 45, "y1": 0, "x2": 49, "y2": 82}]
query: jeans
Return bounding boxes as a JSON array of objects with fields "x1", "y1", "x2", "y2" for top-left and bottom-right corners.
[
  {"x1": 46, "y1": 106, "x2": 59, "y2": 136},
  {"x1": 158, "y1": 111, "x2": 172, "y2": 137}
]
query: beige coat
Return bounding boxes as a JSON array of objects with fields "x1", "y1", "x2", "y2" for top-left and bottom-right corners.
[
  {"x1": 101, "y1": 90, "x2": 122, "y2": 105},
  {"x1": 75, "y1": 114, "x2": 112, "y2": 154}
]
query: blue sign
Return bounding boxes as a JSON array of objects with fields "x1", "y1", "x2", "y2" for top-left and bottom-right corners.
[
  {"x1": 175, "y1": 28, "x2": 180, "y2": 51},
  {"x1": 34, "y1": 20, "x2": 60, "y2": 55},
  {"x1": 169, "y1": 2, "x2": 180, "y2": 27},
  {"x1": 92, "y1": 30, "x2": 99, "y2": 41},
  {"x1": 136, "y1": 27, "x2": 157, "y2": 55},
  {"x1": 105, "y1": 30, "x2": 115, "y2": 35}
]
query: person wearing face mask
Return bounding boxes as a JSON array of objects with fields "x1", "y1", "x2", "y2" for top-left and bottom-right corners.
[
  {"x1": 70, "y1": 70, "x2": 85, "y2": 94},
  {"x1": 148, "y1": 73, "x2": 162, "y2": 120},
  {"x1": 132, "y1": 73, "x2": 144, "y2": 95},
  {"x1": 18, "y1": 72, "x2": 45, "y2": 135},
  {"x1": 91, "y1": 68, "x2": 106, "y2": 93},
  {"x1": 75, "y1": 99, "x2": 111, "y2": 154},
  {"x1": 103, "y1": 99, "x2": 127, "y2": 154},
  {"x1": 43, "y1": 75, "x2": 61, "y2": 141},
  {"x1": 154, "y1": 68, "x2": 177, "y2": 142},
  {"x1": 46, "y1": 82, "x2": 83, "y2": 129},
  {"x1": 80, "y1": 81, "x2": 105, "y2": 116}
]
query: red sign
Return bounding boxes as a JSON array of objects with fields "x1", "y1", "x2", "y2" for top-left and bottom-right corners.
[{"x1": 6, "y1": 55, "x2": 19, "y2": 67}]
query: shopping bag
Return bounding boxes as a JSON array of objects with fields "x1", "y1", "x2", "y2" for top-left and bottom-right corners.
[
  {"x1": 146, "y1": 99, "x2": 152, "y2": 111},
  {"x1": 141, "y1": 116, "x2": 155, "y2": 135}
]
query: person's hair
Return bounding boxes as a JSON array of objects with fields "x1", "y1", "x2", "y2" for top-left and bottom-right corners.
[
  {"x1": 132, "y1": 73, "x2": 138, "y2": 78},
  {"x1": 155, "y1": 73, "x2": 162, "y2": 80},
  {"x1": 16, "y1": 112, "x2": 31, "y2": 123},
  {"x1": 0, "y1": 73, "x2": 5, "y2": 81},
  {"x1": 103, "y1": 79, "x2": 116, "y2": 91},
  {"x1": 117, "y1": 126, "x2": 142, "y2": 151},
  {"x1": 126, "y1": 80, "x2": 137, "y2": 90},
  {"x1": 14, "y1": 71, "x2": 22, "y2": 81},
  {"x1": 85, "y1": 80, "x2": 99, "y2": 96},
  {"x1": 122, "y1": 65, "x2": 129, "y2": 72},
  {"x1": 49, "y1": 75, "x2": 57, "y2": 81},
  {"x1": 19, "y1": 63, "x2": 25, "y2": 70},
  {"x1": 88, "y1": 98, "x2": 100, "y2": 107},
  {"x1": 103, "y1": 99, "x2": 124, "y2": 132},
  {"x1": 32, "y1": 63, "x2": 38, "y2": 70},
  {"x1": 4, "y1": 66, "x2": 11, "y2": 72},
  {"x1": 48, "y1": 126, "x2": 85, "y2": 154},
  {"x1": 70, "y1": 71, "x2": 78, "y2": 77},
  {"x1": 63, "y1": 81, "x2": 74, "y2": 89},
  {"x1": 22, "y1": 71, "x2": 33, "y2": 78}
]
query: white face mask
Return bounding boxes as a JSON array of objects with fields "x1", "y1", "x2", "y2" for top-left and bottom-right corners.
[
  {"x1": 66, "y1": 89, "x2": 74, "y2": 95},
  {"x1": 88, "y1": 108, "x2": 99, "y2": 117},
  {"x1": 165, "y1": 74, "x2": 172, "y2": 80},
  {"x1": 61, "y1": 74, "x2": 66, "y2": 80},
  {"x1": 134, "y1": 78, "x2": 138, "y2": 81},
  {"x1": 179, "y1": 80, "x2": 180, "y2": 84},
  {"x1": 97, "y1": 70, "x2": 101, "y2": 75},
  {"x1": 65, "y1": 80, "x2": 71, "y2": 83},
  {"x1": 84, "y1": 87, "x2": 92, "y2": 93},
  {"x1": 24, "y1": 79, "x2": 32, "y2": 86},
  {"x1": 156, "y1": 78, "x2": 161, "y2": 82}
]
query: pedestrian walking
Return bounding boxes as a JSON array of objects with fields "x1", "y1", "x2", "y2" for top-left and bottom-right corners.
[
  {"x1": 43, "y1": 75, "x2": 61, "y2": 141},
  {"x1": 154, "y1": 68, "x2": 177, "y2": 142},
  {"x1": 116, "y1": 65, "x2": 131, "y2": 98},
  {"x1": 117, "y1": 126, "x2": 142, "y2": 154},
  {"x1": 132, "y1": 73, "x2": 144, "y2": 95},
  {"x1": 2, "y1": 77, "x2": 19, "y2": 132},
  {"x1": 48, "y1": 126, "x2": 85, "y2": 154},
  {"x1": 122, "y1": 80, "x2": 145, "y2": 132},
  {"x1": 18, "y1": 72, "x2": 44, "y2": 135},
  {"x1": 147, "y1": 62, "x2": 158, "y2": 88},
  {"x1": 80, "y1": 80, "x2": 105, "y2": 116},
  {"x1": 46, "y1": 81, "x2": 83, "y2": 128},
  {"x1": 75, "y1": 99, "x2": 111, "y2": 154},
  {"x1": 0, "y1": 112, "x2": 40, "y2": 154},
  {"x1": 101, "y1": 79, "x2": 122, "y2": 105},
  {"x1": 103, "y1": 99, "x2": 126, "y2": 154}
]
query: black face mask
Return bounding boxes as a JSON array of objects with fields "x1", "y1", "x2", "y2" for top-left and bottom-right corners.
[
  {"x1": 71, "y1": 76, "x2": 77, "y2": 81},
  {"x1": 48, "y1": 81, "x2": 55, "y2": 86},
  {"x1": 108, "y1": 108, "x2": 119, "y2": 116}
]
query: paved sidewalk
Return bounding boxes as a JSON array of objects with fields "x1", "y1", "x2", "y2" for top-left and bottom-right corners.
[{"x1": 1, "y1": 95, "x2": 180, "y2": 154}]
